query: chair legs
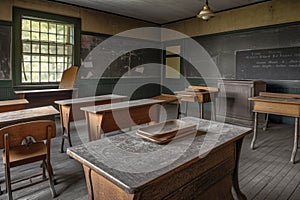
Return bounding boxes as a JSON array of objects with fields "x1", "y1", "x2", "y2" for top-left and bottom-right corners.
[
  {"x1": 44, "y1": 161, "x2": 57, "y2": 198},
  {"x1": 5, "y1": 164, "x2": 13, "y2": 200}
]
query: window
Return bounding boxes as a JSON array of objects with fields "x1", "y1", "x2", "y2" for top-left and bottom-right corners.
[
  {"x1": 13, "y1": 8, "x2": 80, "y2": 86},
  {"x1": 165, "y1": 45, "x2": 181, "y2": 79}
]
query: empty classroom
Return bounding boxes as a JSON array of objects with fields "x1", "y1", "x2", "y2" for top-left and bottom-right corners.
[{"x1": 0, "y1": 0, "x2": 300, "y2": 199}]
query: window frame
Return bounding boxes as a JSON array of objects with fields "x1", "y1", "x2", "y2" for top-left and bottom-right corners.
[{"x1": 13, "y1": 7, "x2": 81, "y2": 87}]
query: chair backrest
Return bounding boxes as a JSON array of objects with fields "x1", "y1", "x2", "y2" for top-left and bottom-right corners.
[
  {"x1": 0, "y1": 120, "x2": 56, "y2": 149},
  {"x1": 59, "y1": 66, "x2": 78, "y2": 89}
]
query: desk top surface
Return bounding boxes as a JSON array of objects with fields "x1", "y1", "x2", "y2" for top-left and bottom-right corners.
[
  {"x1": 67, "y1": 117, "x2": 252, "y2": 194},
  {"x1": 0, "y1": 106, "x2": 59, "y2": 124},
  {"x1": 0, "y1": 99, "x2": 29, "y2": 107},
  {"x1": 14, "y1": 88, "x2": 75, "y2": 94},
  {"x1": 54, "y1": 94, "x2": 127, "y2": 105},
  {"x1": 249, "y1": 96, "x2": 300, "y2": 105},
  {"x1": 80, "y1": 99, "x2": 164, "y2": 113}
]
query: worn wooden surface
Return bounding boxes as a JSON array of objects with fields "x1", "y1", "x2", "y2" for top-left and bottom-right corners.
[
  {"x1": 15, "y1": 88, "x2": 77, "y2": 108},
  {"x1": 81, "y1": 99, "x2": 164, "y2": 141},
  {"x1": 55, "y1": 94, "x2": 127, "y2": 151},
  {"x1": 259, "y1": 92, "x2": 300, "y2": 99},
  {"x1": 249, "y1": 94, "x2": 300, "y2": 163},
  {"x1": 67, "y1": 117, "x2": 252, "y2": 199},
  {"x1": 0, "y1": 115, "x2": 299, "y2": 199},
  {"x1": 0, "y1": 106, "x2": 59, "y2": 128},
  {"x1": 58, "y1": 66, "x2": 78, "y2": 89},
  {"x1": 0, "y1": 99, "x2": 28, "y2": 113}
]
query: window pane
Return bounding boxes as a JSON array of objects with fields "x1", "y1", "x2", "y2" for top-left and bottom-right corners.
[
  {"x1": 57, "y1": 24, "x2": 64, "y2": 34},
  {"x1": 57, "y1": 45, "x2": 64, "y2": 55},
  {"x1": 41, "y1": 63, "x2": 48, "y2": 71},
  {"x1": 32, "y1": 21, "x2": 40, "y2": 32},
  {"x1": 57, "y1": 35, "x2": 64, "y2": 43},
  {"x1": 49, "y1": 72, "x2": 56, "y2": 82},
  {"x1": 57, "y1": 56, "x2": 64, "y2": 63},
  {"x1": 23, "y1": 62, "x2": 31, "y2": 72},
  {"x1": 32, "y1": 44, "x2": 40, "y2": 53},
  {"x1": 41, "y1": 22, "x2": 48, "y2": 32},
  {"x1": 41, "y1": 56, "x2": 48, "y2": 62},
  {"x1": 49, "y1": 34, "x2": 56, "y2": 42},
  {"x1": 49, "y1": 63, "x2": 56, "y2": 71},
  {"x1": 49, "y1": 23, "x2": 56, "y2": 34},
  {"x1": 50, "y1": 56, "x2": 56, "y2": 63},
  {"x1": 57, "y1": 63, "x2": 63, "y2": 72},
  {"x1": 22, "y1": 31, "x2": 30, "y2": 40},
  {"x1": 23, "y1": 43, "x2": 31, "y2": 53},
  {"x1": 41, "y1": 33, "x2": 48, "y2": 41},
  {"x1": 22, "y1": 19, "x2": 31, "y2": 31},
  {"x1": 65, "y1": 45, "x2": 72, "y2": 55},
  {"x1": 50, "y1": 45, "x2": 56, "y2": 54},
  {"x1": 23, "y1": 55, "x2": 31, "y2": 62},
  {"x1": 31, "y1": 73, "x2": 40, "y2": 82},
  {"x1": 57, "y1": 73, "x2": 62, "y2": 81},
  {"x1": 41, "y1": 73, "x2": 48, "y2": 82},
  {"x1": 32, "y1": 62, "x2": 39, "y2": 72},
  {"x1": 32, "y1": 55, "x2": 39, "y2": 62},
  {"x1": 22, "y1": 72, "x2": 31, "y2": 83},
  {"x1": 41, "y1": 44, "x2": 48, "y2": 54},
  {"x1": 32, "y1": 32, "x2": 40, "y2": 41}
]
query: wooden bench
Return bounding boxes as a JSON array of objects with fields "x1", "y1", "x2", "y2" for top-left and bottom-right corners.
[
  {"x1": 15, "y1": 88, "x2": 77, "y2": 108},
  {"x1": 55, "y1": 94, "x2": 127, "y2": 152},
  {"x1": 81, "y1": 99, "x2": 165, "y2": 141},
  {"x1": 0, "y1": 99, "x2": 28, "y2": 113},
  {"x1": 0, "y1": 106, "x2": 59, "y2": 129}
]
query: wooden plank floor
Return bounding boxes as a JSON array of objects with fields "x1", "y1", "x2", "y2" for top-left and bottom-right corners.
[{"x1": 0, "y1": 113, "x2": 299, "y2": 199}]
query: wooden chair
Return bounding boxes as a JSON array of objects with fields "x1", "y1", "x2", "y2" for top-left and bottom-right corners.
[
  {"x1": 59, "y1": 66, "x2": 78, "y2": 89},
  {"x1": 0, "y1": 120, "x2": 57, "y2": 199}
]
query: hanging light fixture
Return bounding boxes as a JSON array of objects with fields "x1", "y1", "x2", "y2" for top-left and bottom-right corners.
[{"x1": 197, "y1": 0, "x2": 215, "y2": 21}]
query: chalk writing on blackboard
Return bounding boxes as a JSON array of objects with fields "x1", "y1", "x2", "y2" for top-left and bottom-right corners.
[{"x1": 236, "y1": 47, "x2": 300, "y2": 80}]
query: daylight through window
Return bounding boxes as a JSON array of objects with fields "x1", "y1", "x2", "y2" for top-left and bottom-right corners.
[{"x1": 21, "y1": 17, "x2": 74, "y2": 83}]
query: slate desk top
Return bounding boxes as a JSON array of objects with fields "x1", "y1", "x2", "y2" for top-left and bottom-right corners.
[
  {"x1": 54, "y1": 94, "x2": 127, "y2": 105},
  {"x1": 67, "y1": 117, "x2": 252, "y2": 194}
]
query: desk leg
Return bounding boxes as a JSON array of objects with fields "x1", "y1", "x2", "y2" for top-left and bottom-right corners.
[
  {"x1": 60, "y1": 105, "x2": 72, "y2": 153},
  {"x1": 232, "y1": 138, "x2": 247, "y2": 200},
  {"x1": 176, "y1": 103, "x2": 181, "y2": 119},
  {"x1": 263, "y1": 114, "x2": 269, "y2": 131},
  {"x1": 251, "y1": 112, "x2": 258, "y2": 149},
  {"x1": 86, "y1": 112, "x2": 104, "y2": 141},
  {"x1": 199, "y1": 102, "x2": 204, "y2": 119},
  {"x1": 211, "y1": 98, "x2": 216, "y2": 121},
  {"x1": 291, "y1": 117, "x2": 299, "y2": 164}
]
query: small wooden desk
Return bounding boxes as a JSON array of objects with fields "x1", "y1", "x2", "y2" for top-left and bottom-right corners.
[
  {"x1": 81, "y1": 99, "x2": 165, "y2": 141},
  {"x1": 0, "y1": 106, "x2": 59, "y2": 128},
  {"x1": 15, "y1": 88, "x2": 77, "y2": 108},
  {"x1": 0, "y1": 99, "x2": 29, "y2": 113},
  {"x1": 175, "y1": 86, "x2": 219, "y2": 120},
  {"x1": 67, "y1": 117, "x2": 252, "y2": 200},
  {"x1": 249, "y1": 92, "x2": 300, "y2": 163},
  {"x1": 55, "y1": 94, "x2": 127, "y2": 152}
]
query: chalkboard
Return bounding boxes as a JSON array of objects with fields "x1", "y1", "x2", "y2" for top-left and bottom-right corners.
[
  {"x1": 0, "y1": 24, "x2": 11, "y2": 80},
  {"x1": 236, "y1": 47, "x2": 300, "y2": 80}
]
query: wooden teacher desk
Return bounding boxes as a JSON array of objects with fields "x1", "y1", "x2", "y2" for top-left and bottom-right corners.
[
  {"x1": 81, "y1": 99, "x2": 165, "y2": 141},
  {"x1": 15, "y1": 88, "x2": 77, "y2": 108},
  {"x1": 0, "y1": 106, "x2": 59, "y2": 128},
  {"x1": 249, "y1": 92, "x2": 300, "y2": 163},
  {"x1": 54, "y1": 94, "x2": 127, "y2": 152},
  {"x1": 67, "y1": 117, "x2": 252, "y2": 200},
  {"x1": 175, "y1": 86, "x2": 219, "y2": 120}
]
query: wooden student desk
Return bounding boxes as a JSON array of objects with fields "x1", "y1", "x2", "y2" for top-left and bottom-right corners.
[
  {"x1": 249, "y1": 92, "x2": 300, "y2": 163},
  {"x1": 0, "y1": 99, "x2": 29, "y2": 113},
  {"x1": 0, "y1": 106, "x2": 59, "y2": 128},
  {"x1": 67, "y1": 117, "x2": 252, "y2": 200},
  {"x1": 175, "y1": 86, "x2": 219, "y2": 120},
  {"x1": 81, "y1": 99, "x2": 165, "y2": 141},
  {"x1": 15, "y1": 88, "x2": 77, "y2": 108},
  {"x1": 54, "y1": 94, "x2": 127, "y2": 152}
]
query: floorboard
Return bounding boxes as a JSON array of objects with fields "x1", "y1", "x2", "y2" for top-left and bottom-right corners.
[{"x1": 0, "y1": 109, "x2": 299, "y2": 199}]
